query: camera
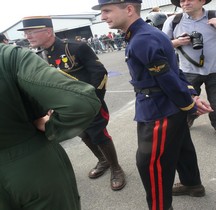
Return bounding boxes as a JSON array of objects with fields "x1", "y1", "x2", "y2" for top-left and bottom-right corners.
[
  {"x1": 178, "y1": 31, "x2": 203, "y2": 50},
  {"x1": 189, "y1": 31, "x2": 203, "y2": 50}
]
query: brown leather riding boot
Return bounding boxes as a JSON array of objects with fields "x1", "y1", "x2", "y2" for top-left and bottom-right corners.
[
  {"x1": 82, "y1": 138, "x2": 110, "y2": 179},
  {"x1": 99, "y1": 141, "x2": 126, "y2": 191}
]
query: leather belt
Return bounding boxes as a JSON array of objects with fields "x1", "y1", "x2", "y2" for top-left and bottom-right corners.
[{"x1": 134, "y1": 87, "x2": 162, "y2": 95}]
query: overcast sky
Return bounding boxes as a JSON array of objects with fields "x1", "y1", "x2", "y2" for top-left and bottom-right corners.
[{"x1": 0, "y1": 0, "x2": 99, "y2": 32}]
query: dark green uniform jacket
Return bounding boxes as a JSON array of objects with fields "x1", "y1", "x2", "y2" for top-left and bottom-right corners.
[{"x1": 0, "y1": 44, "x2": 101, "y2": 148}]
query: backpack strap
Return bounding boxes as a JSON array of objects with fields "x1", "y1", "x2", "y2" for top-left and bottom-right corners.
[
  {"x1": 208, "y1": 10, "x2": 216, "y2": 28},
  {"x1": 208, "y1": 10, "x2": 216, "y2": 19},
  {"x1": 172, "y1": 10, "x2": 216, "y2": 31},
  {"x1": 172, "y1": 13, "x2": 183, "y2": 31}
]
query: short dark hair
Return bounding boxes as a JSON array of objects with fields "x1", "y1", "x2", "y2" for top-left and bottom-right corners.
[
  {"x1": 0, "y1": 33, "x2": 8, "y2": 43},
  {"x1": 117, "y1": 3, "x2": 141, "y2": 14}
]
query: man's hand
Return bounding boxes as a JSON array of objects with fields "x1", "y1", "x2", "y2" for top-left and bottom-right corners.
[
  {"x1": 33, "y1": 115, "x2": 50, "y2": 132},
  {"x1": 193, "y1": 96, "x2": 214, "y2": 115},
  {"x1": 208, "y1": 18, "x2": 216, "y2": 28},
  {"x1": 172, "y1": 32, "x2": 191, "y2": 48}
]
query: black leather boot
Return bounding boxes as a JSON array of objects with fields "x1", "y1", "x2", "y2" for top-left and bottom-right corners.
[
  {"x1": 99, "y1": 141, "x2": 126, "y2": 191},
  {"x1": 82, "y1": 138, "x2": 110, "y2": 179}
]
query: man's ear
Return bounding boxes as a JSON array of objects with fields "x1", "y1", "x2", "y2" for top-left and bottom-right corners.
[
  {"x1": 47, "y1": 28, "x2": 54, "y2": 36},
  {"x1": 127, "y1": 4, "x2": 135, "y2": 16}
]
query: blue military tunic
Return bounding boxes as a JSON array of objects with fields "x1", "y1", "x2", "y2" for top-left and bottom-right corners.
[{"x1": 125, "y1": 18, "x2": 197, "y2": 122}]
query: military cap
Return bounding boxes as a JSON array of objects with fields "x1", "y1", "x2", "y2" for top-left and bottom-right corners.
[
  {"x1": 0, "y1": 33, "x2": 8, "y2": 42},
  {"x1": 92, "y1": 0, "x2": 142, "y2": 10},
  {"x1": 171, "y1": 0, "x2": 211, "y2": 7},
  {"x1": 17, "y1": 16, "x2": 53, "y2": 31}
]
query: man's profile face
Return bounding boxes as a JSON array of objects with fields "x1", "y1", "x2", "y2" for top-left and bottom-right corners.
[
  {"x1": 100, "y1": 4, "x2": 129, "y2": 31},
  {"x1": 23, "y1": 28, "x2": 51, "y2": 48}
]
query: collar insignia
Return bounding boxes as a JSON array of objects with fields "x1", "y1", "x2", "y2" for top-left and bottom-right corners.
[{"x1": 125, "y1": 31, "x2": 131, "y2": 41}]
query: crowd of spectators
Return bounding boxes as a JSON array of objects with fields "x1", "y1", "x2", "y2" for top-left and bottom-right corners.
[{"x1": 86, "y1": 30, "x2": 126, "y2": 54}]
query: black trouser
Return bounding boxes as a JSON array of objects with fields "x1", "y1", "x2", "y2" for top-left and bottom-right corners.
[
  {"x1": 185, "y1": 72, "x2": 216, "y2": 129},
  {"x1": 81, "y1": 99, "x2": 112, "y2": 145},
  {"x1": 136, "y1": 111, "x2": 202, "y2": 210}
]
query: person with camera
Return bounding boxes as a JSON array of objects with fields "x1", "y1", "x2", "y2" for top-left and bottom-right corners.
[{"x1": 162, "y1": 0, "x2": 216, "y2": 130}]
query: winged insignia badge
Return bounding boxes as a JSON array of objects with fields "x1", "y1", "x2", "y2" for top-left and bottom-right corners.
[{"x1": 149, "y1": 64, "x2": 166, "y2": 72}]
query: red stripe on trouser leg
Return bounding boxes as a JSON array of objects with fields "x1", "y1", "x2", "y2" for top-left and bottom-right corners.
[
  {"x1": 149, "y1": 119, "x2": 167, "y2": 210},
  {"x1": 100, "y1": 107, "x2": 112, "y2": 140},
  {"x1": 100, "y1": 107, "x2": 109, "y2": 121},
  {"x1": 103, "y1": 128, "x2": 112, "y2": 140},
  {"x1": 157, "y1": 118, "x2": 167, "y2": 210},
  {"x1": 149, "y1": 120, "x2": 160, "y2": 210}
]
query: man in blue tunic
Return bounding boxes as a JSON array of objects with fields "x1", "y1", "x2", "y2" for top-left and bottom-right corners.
[{"x1": 92, "y1": 0, "x2": 213, "y2": 209}]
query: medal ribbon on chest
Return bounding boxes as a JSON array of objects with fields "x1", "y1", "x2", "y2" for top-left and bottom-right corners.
[
  {"x1": 60, "y1": 54, "x2": 69, "y2": 69},
  {"x1": 55, "y1": 59, "x2": 61, "y2": 69}
]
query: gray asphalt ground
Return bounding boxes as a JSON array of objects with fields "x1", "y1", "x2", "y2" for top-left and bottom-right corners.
[{"x1": 61, "y1": 50, "x2": 216, "y2": 210}]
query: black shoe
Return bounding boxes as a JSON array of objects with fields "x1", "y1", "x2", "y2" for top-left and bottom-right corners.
[
  {"x1": 172, "y1": 183, "x2": 205, "y2": 197},
  {"x1": 88, "y1": 160, "x2": 110, "y2": 179},
  {"x1": 168, "y1": 206, "x2": 173, "y2": 210}
]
